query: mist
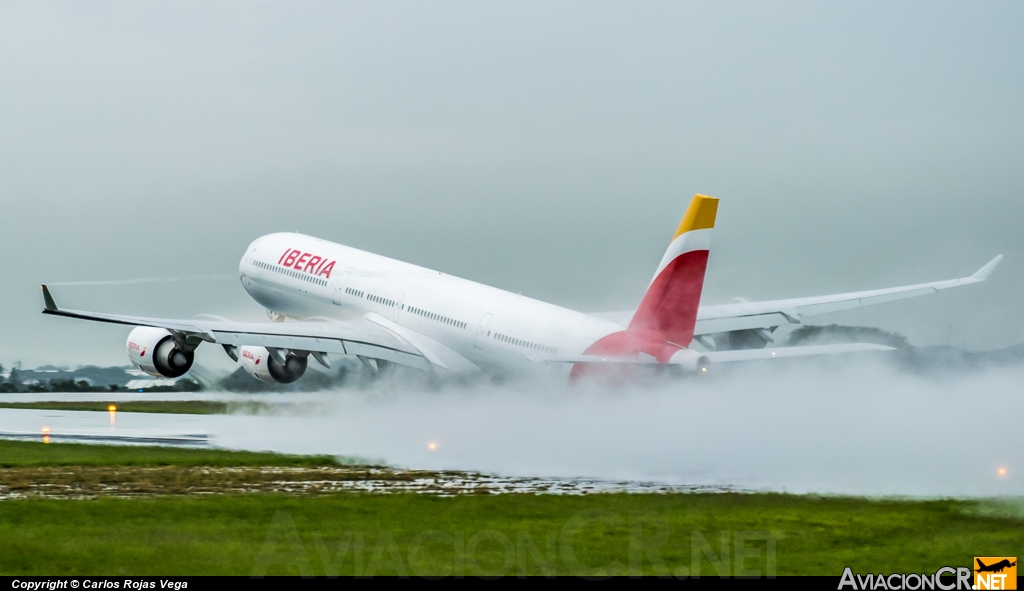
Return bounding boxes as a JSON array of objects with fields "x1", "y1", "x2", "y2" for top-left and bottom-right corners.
[{"x1": 204, "y1": 357, "x2": 1024, "y2": 497}]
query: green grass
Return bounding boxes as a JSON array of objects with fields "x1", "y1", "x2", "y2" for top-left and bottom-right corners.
[
  {"x1": 0, "y1": 493, "x2": 1020, "y2": 576},
  {"x1": 0, "y1": 439, "x2": 339, "y2": 467},
  {"x1": 0, "y1": 440, "x2": 1020, "y2": 576},
  {"x1": 0, "y1": 400, "x2": 241, "y2": 415}
]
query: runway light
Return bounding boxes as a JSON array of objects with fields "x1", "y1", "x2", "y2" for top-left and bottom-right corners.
[
  {"x1": 701, "y1": 367, "x2": 707, "y2": 372},
  {"x1": 998, "y1": 467, "x2": 1007, "y2": 477},
  {"x1": 108, "y1": 404, "x2": 117, "y2": 412},
  {"x1": 109, "y1": 404, "x2": 116, "y2": 428},
  {"x1": 428, "y1": 442, "x2": 438, "y2": 451},
  {"x1": 43, "y1": 435, "x2": 50, "y2": 445},
  {"x1": 41, "y1": 426, "x2": 50, "y2": 434},
  {"x1": 42, "y1": 426, "x2": 50, "y2": 444}
]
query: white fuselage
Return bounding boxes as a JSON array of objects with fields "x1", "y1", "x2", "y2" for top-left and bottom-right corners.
[{"x1": 238, "y1": 233, "x2": 619, "y2": 375}]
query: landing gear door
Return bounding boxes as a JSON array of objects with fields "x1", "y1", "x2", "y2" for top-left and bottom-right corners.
[
  {"x1": 474, "y1": 312, "x2": 494, "y2": 349},
  {"x1": 331, "y1": 272, "x2": 350, "y2": 305}
]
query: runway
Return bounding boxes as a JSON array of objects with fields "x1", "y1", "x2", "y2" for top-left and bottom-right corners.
[
  {"x1": 0, "y1": 408, "x2": 212, "y2": 446},
  {"x1": 0, "y1": 406, "x2": 733, "y2": 496},
  {"x1": 0, "y1": 391, "x2": 257, "y2": 404},
  {"x1": 2, "y1": 359, "x2": 1023, "y2": 498}
]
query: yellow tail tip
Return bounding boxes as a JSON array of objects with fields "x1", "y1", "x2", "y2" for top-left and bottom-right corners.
[{"x1": 673, "y1": 194, "x2": 719, "y2": 239}]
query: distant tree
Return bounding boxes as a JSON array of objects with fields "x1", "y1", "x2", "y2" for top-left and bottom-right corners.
[
  {"x1": 218, "y1": 367, "x2": 289, "y2": 392},
  {"x1": 0, "y1": 363, "x2": 5, "y2": 375},
  {"x1": 47, "y1": 379, "x2": 108, "y2": 393},
  {"x1": 7, "y1": 368, "x2": 20, "y2": 386},
  {"x1": 173, "y1": 379, "x2": 202, "y2": 392}
]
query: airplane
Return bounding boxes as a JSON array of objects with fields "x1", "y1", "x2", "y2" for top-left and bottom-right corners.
[
  {"x1": 40, "y1": 194, "x2": 1002, "y2": 385},
  {"x1": 976, "y1": 559, "x2": 1016, "y2": 573}
]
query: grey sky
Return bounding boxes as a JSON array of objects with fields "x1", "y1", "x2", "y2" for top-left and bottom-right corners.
[{"x1": 1, "y1": 0, "x2": 1022, "y2": 368}]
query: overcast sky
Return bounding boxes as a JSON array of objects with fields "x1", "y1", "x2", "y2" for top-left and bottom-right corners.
[{"x1": 1, "y1": 0, "x2": 1021, "y2": 368}]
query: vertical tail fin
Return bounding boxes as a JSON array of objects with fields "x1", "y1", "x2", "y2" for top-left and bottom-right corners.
[{"x1": 628, "y1": 194, "x2": 718, "y2": 346}]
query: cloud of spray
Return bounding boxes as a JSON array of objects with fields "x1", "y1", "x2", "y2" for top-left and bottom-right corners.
[{"x1": 210, "y1": 356, "x2": 1024, "y2": 498}]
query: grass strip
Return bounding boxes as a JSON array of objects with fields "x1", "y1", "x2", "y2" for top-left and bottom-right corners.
[
  {"x1": 0, "y1": 493, "x2": 1021, "y2": 576},
  {"x1": 0, "y1": 439, "x2": 340, "y2": 467}
]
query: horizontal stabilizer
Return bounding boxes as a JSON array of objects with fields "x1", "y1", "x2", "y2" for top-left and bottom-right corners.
[
  {"x1": 528, "y1": 342, "x2": 892, "y2": 366},
  {"x1": 527, "y1": 353, "x2": 663, "y2": 365},
  {"x1": 704, "y1": 343, "x2": 894, "y2": 363}
]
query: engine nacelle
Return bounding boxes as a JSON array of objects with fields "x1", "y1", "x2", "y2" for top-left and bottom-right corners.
[
  {"x1": 239, "y1": 346, "x2": 308, "y2": 384},
  {"x1": 127, "y1": 326, "x2": 195, "y2": 378},
  {"x1": 668, "y1": 348, "x2": 711, "y2": 373}
]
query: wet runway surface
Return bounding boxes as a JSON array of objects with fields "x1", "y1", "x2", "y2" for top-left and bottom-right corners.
[
  {"x1": 2, "y1": 361, "x2": 1023, "y2": 498},
  {"x1": 0, "y1": 406, "x2": 737, "y2": 496},
  {"x1": 0, "y1": 408, "x2": 213, "y2": 446},
  {"x1": 0, "y1": 391, "x2": 257, "y2": 404}
]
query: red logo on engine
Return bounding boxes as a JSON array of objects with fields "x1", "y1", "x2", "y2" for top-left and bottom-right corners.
[{"x1": 278, "y1": 249, "x2": 336, "y2": 278}]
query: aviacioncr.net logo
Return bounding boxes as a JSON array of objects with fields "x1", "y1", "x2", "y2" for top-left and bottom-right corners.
[{"x1": 839, "y1": 567, "x2": 973, "y2": 590}]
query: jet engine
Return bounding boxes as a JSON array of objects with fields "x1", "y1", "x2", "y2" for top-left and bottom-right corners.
[
  {"x1": 239, "y1": 346, "x2": 308, "y2": 384},
  {"x1": 668, "y1": 348, "x2": 711, "y2": 372},
  {"x1": 127, "y1": 326, "x2": 195, "y2": 378}
]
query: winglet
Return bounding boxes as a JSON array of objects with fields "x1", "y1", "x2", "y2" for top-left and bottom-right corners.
[
  {"x1": 971, "y1": 255, "x2": 1003, "y2": 281},
  {"x1": 41, "y1": 285, "x2": 58, "y2": 312}
]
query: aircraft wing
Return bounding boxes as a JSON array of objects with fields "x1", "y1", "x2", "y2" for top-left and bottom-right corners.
[
  {"x1": 692, "y1": 255, "x2": 1003, "y2": 335},
  {"x1": 40, "y1": 285, "x2": 431, "y2": 370}
]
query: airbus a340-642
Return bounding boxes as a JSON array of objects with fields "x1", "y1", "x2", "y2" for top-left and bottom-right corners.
[{"x1": 41, "y1": 195, "x2": 1001, "y2": 384}]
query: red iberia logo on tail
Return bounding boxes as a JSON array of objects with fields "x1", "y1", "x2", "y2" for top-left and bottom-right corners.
[
  {"x1": 629, "y1": 194, "x2": 718, "y2": 347},
  {"x1": 569, "y1": 194, "x2": 718, "y2": 381}
]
